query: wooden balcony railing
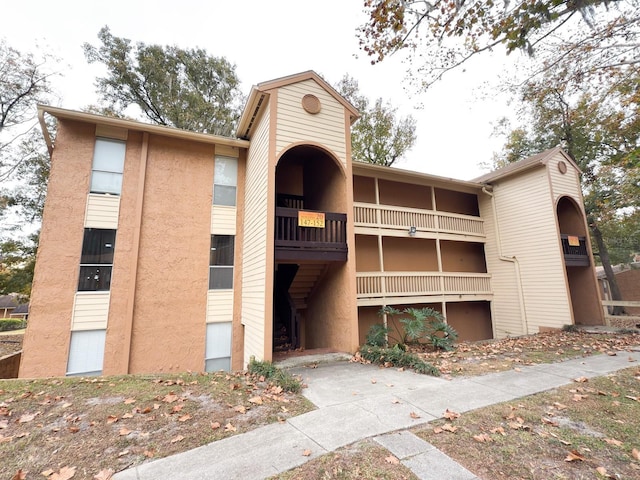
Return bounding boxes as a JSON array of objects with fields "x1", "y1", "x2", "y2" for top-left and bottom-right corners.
[
  {"x1": 560, "y1": 234, "x2": 589, "y2": 266},
  {"x1": 353, "y1": 202, "x2": 485, "y2": 237},
  {"x1": 356, "y1": 271, "x2": 492, "y2": 300},
  {"x1": 275, "y1": 207, "x2": 347, "y2": 261}
]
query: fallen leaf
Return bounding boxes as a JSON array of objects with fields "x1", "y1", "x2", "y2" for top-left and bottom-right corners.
[
  {"x1": 441, "y1": 424, "x2": 458, "y2": 433},
  {"x1": 565, "y1": 450, "x2": 586, "y2": 462},
  {"x1": 248, "y1": 396, "x2": 263, "y2": 405},
  {"x1": 473, "y1": 433, "x2": 493, "y2": 443},
  {"x1": 117, "y1": 450, "x2": 129, "y2": 457},
  {"x1": 143, "y1": 450, "x2": 155, "y2": 458},
  {"x1": 121, "y1": 413, "x2": 134, "y2": 419},
  {"x1": 433, "y1": 427, "x2": 443, "y2": 434},
  {"x1": 224, "y1": 423, "x2": 236, "y2": 432},
  {"x1": 443, "y1": 409, "x2": 460, "y2": 421},
  {"x1": 163, "y1": 393, "x2": 178, "y2": 403},
  {"x1": 11, "y1": 470, "x2": 27, "y2": 480},
  {"x1": 178, "y1": 414, "x2": 191, "y2": 422},
  {"x1": 18, "y1": 412, "x2": 38, "y2": 423},
  {"x1": 123, "y1": 398, "x2": 135, "y2": 404},
  {"x1": 604, "y1": 438, "x2": 623, "y2": 446},
  {"x1": 50, "y1": 466, "x2": 76, "y2": 480},
  {"x1": 118, "y1": 427, "x2": 132, "y2": 436},
  {"x1": 410, "y1": 411, "x2": 421, "y2": 419},
  {"x1": 632, "y1": 448, "x2": 640, "y2": 460},
  {"x1": 302, "y1": 449, "x2": 312, "y2": 457},
  {"x1": 233, "y1": 405, "x2": 246, "y2": 414},
  {"x1": 93, "y1": 469, "x2": 113, "y2": 480},
  {"x1": 573, "y1": 377, "x2": 588, "y2": 383},
  {"x1": 542, "y1": 417, "x2": 559, "y2": 427},
  {"x1": 384, "y1": 455, "x2": 399, "y2": 464},
  {"x1": 490, "y1": 426, "x2": 506, "y2": 436},
  {"x1": 0, "y1": 419, "x2": 8, "y2": 429},
  {"x1": 41, "y1": 469, "x2": 54, "y2": 477},
  {"x1": 391, "y1": 398, "x2": 401, "y2": 404},
  {"x1": 171, "y1": 404, "x2": 184, "y2": 413},
  {"x1": 170, "y1": 435, "x2": 184, "y2": 443},
  {"x1": 211, "y1": 422, "x2": 221, "y2": 430},
  {"x1": 106, "y1": 415, "x2": 118, "y2": 424}
]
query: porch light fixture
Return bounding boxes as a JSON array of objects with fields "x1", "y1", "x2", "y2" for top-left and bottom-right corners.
[{"x1": 409, "y1": 226, "x2": 417, "y2": 237}]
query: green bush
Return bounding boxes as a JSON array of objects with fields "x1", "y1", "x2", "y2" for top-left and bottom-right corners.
[
  {"x1": 0, "y1": 318, "x2": 26, "y2": 332},
  {"x1": 247, "y1": 358, "x2": 303, "y2": 393},
  {"x1": 359, "y1": 344, "x2": 440, "y2": 376},
  {"x1": 368, "y1": 306, "x2": 458, "y2": 351}
]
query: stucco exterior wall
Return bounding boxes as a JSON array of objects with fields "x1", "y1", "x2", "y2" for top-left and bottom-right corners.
[
  {"x1": 440, "y1": 241, "x2": 487, "y2": 273},
  {"x1": 435, "y1": 188, "x2": 479, "y2": 216},
  {"x1": 382, "y1": 237, "x2": 438, "y2": 271},
  {"x1": 20, "y1": 120, "x2": 96, "y2": 378},
  {"x1": 353, "y1": 175, "x2": 376, "y2": 203},
  {"x1": 378, "y1": 179, "x2": 432, "y2": 210},
  {"x1": 446, "y1": 301, "x2": 493, "y2": 341},
  {"x1": 355, "y1": 235, "x2": 380, "y2": 271}
]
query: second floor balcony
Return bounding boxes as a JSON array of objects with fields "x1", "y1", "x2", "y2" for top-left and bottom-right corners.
[
  {"x1": 275, "y1": 207, "x2": 347, "y2": 262},
  {"x1": 561, "y1": 234, "x2": 589, "y2": 266}
]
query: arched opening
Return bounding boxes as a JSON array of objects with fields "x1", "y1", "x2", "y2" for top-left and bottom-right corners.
[
  {"x1": 273, "y1": 145, "x2": 351, "y2": 355},
  {"x1": 556, "y1": 196, "x2": 603, "y2": 325}
]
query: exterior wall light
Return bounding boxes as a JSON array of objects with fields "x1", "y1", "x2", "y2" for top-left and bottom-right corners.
[{"x1": 409, "y1": 226, "x2": 417, "y2": 237}]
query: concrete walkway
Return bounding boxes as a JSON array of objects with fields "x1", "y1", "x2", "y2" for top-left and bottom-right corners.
[{"x1": 113, "y1": 349, "x2": 640, "y2": 480}]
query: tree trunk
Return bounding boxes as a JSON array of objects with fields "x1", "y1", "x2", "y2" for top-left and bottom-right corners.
[{"x1": 591, "y1": 223, "x2": 625, "y2": 315}]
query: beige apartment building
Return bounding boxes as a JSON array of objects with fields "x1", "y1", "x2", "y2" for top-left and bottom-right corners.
[{"x1": 19, "y1": 71, "x2": 603, "y2": 378}]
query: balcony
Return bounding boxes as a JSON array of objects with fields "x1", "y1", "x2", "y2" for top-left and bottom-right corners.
[
  {"x1": 275, "y1": 207, "x2": 347, "y2": 262},
  {"x1": 561, "y1": 234, "x2": 589, "y2": 266},
  {"x1": 356, "y1": 271, "x2": 492, "y2": 306},
  {"x1": 353, "y1": 202, "x2": 485, "y2": 238}
]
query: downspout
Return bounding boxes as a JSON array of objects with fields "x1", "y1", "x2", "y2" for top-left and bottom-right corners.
[{"x1": 481, "y1": 186, "x2": 529, "y2": 335}]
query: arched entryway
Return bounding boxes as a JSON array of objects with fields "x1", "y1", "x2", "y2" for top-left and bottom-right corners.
[
  {"x1": 557, "y1": 196, "x2": 603, "y2": 325},
  {"x1": 273, "y1": 145, "x2": 353, "y2": 354}
]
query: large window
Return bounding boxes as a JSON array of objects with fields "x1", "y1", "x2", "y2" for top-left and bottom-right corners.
[
  {"x1": 213, "y1": 156, "x2": 237, "y2": 206},
  {"x1": 78, "y1": 228, "x2": 116, "y2": 291},
  {"x1": 205, "y1": 322, "x2": 232, "y2": 372},
  {"x1": 67, "y1": 330, "x2": 106, "y2": 376},
  {"x1": 209, "y1": 235, "x2": 234, "y2": 289},
  {"x1": 91, "y1": 138, "x2": 126, "y2": 195}
]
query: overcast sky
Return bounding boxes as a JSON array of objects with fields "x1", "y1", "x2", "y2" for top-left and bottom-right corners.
[{"x1": 4, "y1": 0, "x2": 516, "y2": 180}]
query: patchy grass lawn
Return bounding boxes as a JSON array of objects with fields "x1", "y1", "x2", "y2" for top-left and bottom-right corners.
[
  {"x1": 417, "y1": 331, "x2": 640, "y2": 377},
  {"x1": 416, "y1": 367, "x2": 640, "y2": 480},
  {"x1": 269, "y1": 439, "x2": 418, "y2": 480},
  {"x1": 0, "y1": 371, "x2": 313, "y2": 480}
]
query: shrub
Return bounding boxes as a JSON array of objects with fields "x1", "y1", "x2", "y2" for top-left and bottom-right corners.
[
  {"x1": 368, "y1": 307, "x2": 458, "y2": 351},
  {"x1": 0, "y1": 319, "x2": 26, "y2": 332},
  {"x1": 247, "y1": 358, "x2": 303, "y2": 393},
  {"x1": 358, "y1": 344, "x2": 440, "y2": 376}
]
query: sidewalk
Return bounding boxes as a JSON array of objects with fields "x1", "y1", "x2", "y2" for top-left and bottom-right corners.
[{"x1": 113, "y1": 349, "x2": 640, "y2": 480}]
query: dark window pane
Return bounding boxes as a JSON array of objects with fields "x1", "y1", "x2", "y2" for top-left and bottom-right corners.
[
  {"x1": 210, "y1": 235, "x2": 234, "y2": 266},
  {"x1": 78, "y1": 266, "x2": 113, "y2": 291},
  {"x1": 209, "y1": 266, "x2": 233, "y2": 289},
  {"x1": 81, "y1": 229, "x2": 116, "y2": 264}
]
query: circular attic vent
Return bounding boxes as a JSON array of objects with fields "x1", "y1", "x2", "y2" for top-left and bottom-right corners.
[
  {"x1": 302, "y1": 94, "x2": 321, "y2": 114},
  {"x1": 558, "y1": 161, "x2": 568, "y2": 174}
]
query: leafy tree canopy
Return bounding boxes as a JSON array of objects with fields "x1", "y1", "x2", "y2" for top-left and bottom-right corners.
[
  {"x1": 336, "y1": 74, "x2": 417, "y2": 166},
  {"x1": 358, "y1": 0, "x2": 640, "y2": 89},
  {"x1": 83, "y1": 26, "x2": 244, "y2": 136}
]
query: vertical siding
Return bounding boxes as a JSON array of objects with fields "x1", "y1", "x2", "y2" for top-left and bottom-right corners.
[
  {"x1": 492, "y1": 168, "x2": 572, "y2": 332},
  {"x1": 211, "y1": 205, "x2": 237, "y2": 235},
  {"x1": 207, "y1": 290, "x2": 234, "y2": 323},
  {"x1": 241, "y1": 102, "x2": 271, "y2": 366},
  {"x1": 478, "y1": 195, "x2": 523, "y2": 337},
  {"x1": 84, "y1": 194, "x2": 121, "y2": 229},
  {"x1": 275, "y1": 79, "x2": 347, "y2": 164},
  {"x1": 547, "y1": 152, "x2": 583, "y2": 204},
  {"x1": 71, "y1": 292, "x2": 111, "y2": 330}
]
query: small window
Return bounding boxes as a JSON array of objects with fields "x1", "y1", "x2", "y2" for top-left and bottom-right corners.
[
  {"x1": 91, "y1": 138, "x2": 126, "y2": 195},
  {"x1": 67, "y1": 329, "x2": 106, "y2": 376},
  {"x1": 213, "y1": 156, "x2": 237, "y2": 206},
  {"x1": 209, "y1": 235, "x2": 234, "y2": 289},
  {"x1": 78, "y1": 228, "x2": 116, "y2": 291},
  {"x1": 205, "y1": 322, "x2": 232, "y2": 372}
]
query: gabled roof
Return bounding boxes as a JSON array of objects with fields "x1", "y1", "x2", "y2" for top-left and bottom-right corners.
[
  {"x1": 473, "y1": 147, "x2": 579, "y2": 183},
  {"x1": 236, "y1": 70, "x2": 360, "y2": 140},
  {"x1": 0, "y1": 294, "x2": 19, "y2": 309}
]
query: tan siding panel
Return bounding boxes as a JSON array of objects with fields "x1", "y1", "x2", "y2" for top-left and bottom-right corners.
[
  {"x1": 207, "y1": 290, "x2": 234, "y2": 323},
  {"x1": 275, "y1": 80, "x2": 347, "y2": 164},
  {"x1": 71, "y1": 292, "x2": 110, "y2": 331},
  {"x1": 85, "y1": 194, "x2": 120, "y2": 229},
  {"x1": 547, "y1": 152, "x2": 583, "y2": 204},
  {"x1": 211, "y1": 205, "x2": 237, "y2": 235},
  {"x1": 491, "y1": 168, "x2": 572, "y2": 331},
  {"x1": 215, "y1": 145, "x2": 240, "y2": 158},
  {"x1": 241, "y1": 102, "x2": 270, "y2": 366}
]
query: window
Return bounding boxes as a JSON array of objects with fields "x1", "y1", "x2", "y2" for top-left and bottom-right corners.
[
  {"x1": 213, "y1": 156, "x2": 237, "y2": 206},
  {"x1": 91, "y1": 138, "x2": 126, "y2": 194},
  {"x1": 78, "y1": 228, "x2": 116, "y2": 291},
  {"x1": 205, "y1": 322, "x2": 232, "y2": 372},
  {"x1": 209, "y1": 235, "x2": 234, "y2": 289},
  {"x1": 67, "y1": 329, "x2": 106, "y2": 376}
]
